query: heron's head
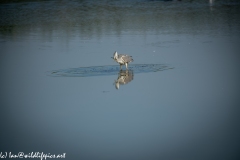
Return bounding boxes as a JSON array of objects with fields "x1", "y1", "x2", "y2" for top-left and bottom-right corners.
[{"x1": 113, "y1": 51, "x2": 118, "y2": 60}]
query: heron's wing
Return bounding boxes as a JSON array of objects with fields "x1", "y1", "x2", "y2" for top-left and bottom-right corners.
[{"x1": 119, "y1": 54, "x2": 133, "y2": 63}]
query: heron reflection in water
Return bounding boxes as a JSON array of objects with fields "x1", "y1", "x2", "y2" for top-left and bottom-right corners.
[{"x1": 114, "y1": 70, "x2": 134, "y2": 89}]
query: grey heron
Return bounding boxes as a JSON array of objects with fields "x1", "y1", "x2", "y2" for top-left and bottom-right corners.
[{"x1": 112, "y1": 51, "x2": 133, "y2": 69}]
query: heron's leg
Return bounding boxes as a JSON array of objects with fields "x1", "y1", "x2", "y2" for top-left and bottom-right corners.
[
  {"x1": 120, "y1": 64, "x2": 122, "y2": 70},
  {"x1": 125, "y1": 63, "x2": 128, "y2": 69}
]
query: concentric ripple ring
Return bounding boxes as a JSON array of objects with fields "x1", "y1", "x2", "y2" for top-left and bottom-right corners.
[{"x1": 48, "y1": 64, "x2": 174, "y2": 77}]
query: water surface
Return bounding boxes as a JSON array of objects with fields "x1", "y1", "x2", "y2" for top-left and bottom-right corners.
[{"x1": 0, "y1": 0, "x2": 240, "y2": 160}]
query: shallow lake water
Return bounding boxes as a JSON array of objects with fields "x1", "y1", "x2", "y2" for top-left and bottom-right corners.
[{"x1": 0, "y1": 0, "x2": 240, "y2": 159}]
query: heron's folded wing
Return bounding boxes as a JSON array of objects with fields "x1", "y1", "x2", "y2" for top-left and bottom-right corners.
[{"x1": 121, "y1": 55, "x2": 133, "y2": 63}]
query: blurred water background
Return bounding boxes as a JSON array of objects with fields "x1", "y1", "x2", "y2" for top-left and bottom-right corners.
[{"x1": 0, "y1": 0, "x2": 240, "y2": 159}]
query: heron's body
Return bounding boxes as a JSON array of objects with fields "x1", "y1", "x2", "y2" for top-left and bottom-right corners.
[{"x1": 112, "y1": 51, "x2": 133, "y2": 69}]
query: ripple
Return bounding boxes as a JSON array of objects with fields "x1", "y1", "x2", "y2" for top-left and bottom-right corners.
[{"x1": 49, "y1": 64, "x2": 174, "y2": 77}]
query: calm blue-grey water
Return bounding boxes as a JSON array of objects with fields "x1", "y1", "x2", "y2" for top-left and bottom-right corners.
[{"x1": 1, "y1": 0, "x2": 240, "y2": 159}]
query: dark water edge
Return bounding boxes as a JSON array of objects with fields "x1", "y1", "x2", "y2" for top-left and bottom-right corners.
[{"x1": 0, "y1": 0, "x2": 240, "y2": 39}]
